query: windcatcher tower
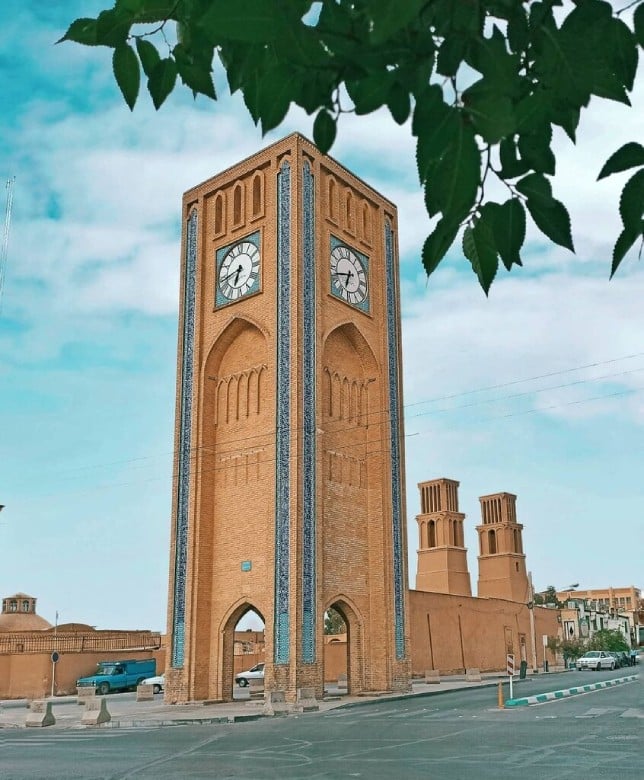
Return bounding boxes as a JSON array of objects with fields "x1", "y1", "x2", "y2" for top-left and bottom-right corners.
[
  {"x1": 165, "y1": 134, "x2": 410, "y2": 704},
  {"x1": 415, "y1": 478, "x2": 471, "y2": 596},
  {"x1": 476, "y1": 492, "x2": 528, "y2": 602}
]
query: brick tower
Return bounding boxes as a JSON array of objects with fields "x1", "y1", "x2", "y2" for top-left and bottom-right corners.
[
  {"x1": 476, "y1": 492, "x2": 528, "y2": 602},
  {"x1": 414, "y1": 478, "x2": 471, "y2": 596},
  {"x1": 165, "y1": 134, "x2": 410, "y2": 703}
]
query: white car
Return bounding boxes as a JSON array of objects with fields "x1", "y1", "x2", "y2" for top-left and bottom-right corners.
[
  {"x1": 576, "y1": 651, "x2": 615, "y2": 671},
  {"x1": 235, "y1": 663, "x2": 265, "y2": 687},
  {"x1": 141, "y1": 674, "x2": 165, "y2": 694}
]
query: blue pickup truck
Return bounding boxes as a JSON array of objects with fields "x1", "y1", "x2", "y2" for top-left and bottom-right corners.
[{"x1": 76, "y1": 659, "x2": 156, "y2": 695}]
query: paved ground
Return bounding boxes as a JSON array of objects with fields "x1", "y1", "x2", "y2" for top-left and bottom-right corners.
[
  {"x1": 1, "y1": 671, "x2": 565, "y2": 730},
  {"x1": 0, "y1": 672, "x2": 640, "y2": 780}
]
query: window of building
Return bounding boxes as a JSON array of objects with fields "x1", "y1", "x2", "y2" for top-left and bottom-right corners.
[
  {"x1": 233, "y1": 183, "x2": 243, "y2": 226},
  {"x1": 214, "y1": 193, "x2": 225, "y2": 235},
  {"x1": 22, "y1": 600, "x2": 30, "y2": 612},
  {"x1": 251, "y1": 172, "x2": 263, "y2": 218},
  {"x1": 9, "y1": 600, "x2": 17, "y2": 612}
]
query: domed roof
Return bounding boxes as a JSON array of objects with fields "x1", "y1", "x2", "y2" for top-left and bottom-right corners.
[
  {"x1": 0, "y1": 612, "x2": 52, "y2": 632},
  {"x1": 0, "y1": 593, "x2": 52, "y2": 632}
]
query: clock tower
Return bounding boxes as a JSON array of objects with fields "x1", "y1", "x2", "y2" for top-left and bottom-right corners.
[{"x1": 165, "y1": 134, "x2": 410, "y2": 703}]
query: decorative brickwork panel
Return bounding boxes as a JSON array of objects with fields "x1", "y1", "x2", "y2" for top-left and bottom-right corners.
[
  {"x1": 171, "y1": 208, "x2": 197, "y2": 668},
  {"x1": 385, "y1": 219, "x2": 406, "y2": 660},
  {"x1": 301, "y1": 159, "x2": 317, "y2": 663},
  {"x1": 274, "y1": 159, "x2": 291, "y2": 665}
]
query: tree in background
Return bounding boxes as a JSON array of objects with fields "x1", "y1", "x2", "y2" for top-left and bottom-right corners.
[
  {"x1": 60, "y1": 0, "x2": 644, "y2": 292},
  {"x1": 324, "y1": 607, "x2": 347, "y2": 635},
  {"x1": 586, "y1": 628, "x2": 629, "y2": 651}
]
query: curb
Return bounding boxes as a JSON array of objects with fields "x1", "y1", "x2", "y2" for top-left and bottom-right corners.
[{"x1": 505, "y1": 674, "x2": 639, "y2": 708}]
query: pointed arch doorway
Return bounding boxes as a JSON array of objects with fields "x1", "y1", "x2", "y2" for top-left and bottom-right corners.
[
  {"x1": 221, "y1": 603, "x2": 266, "y2": 702},
  {"x1": 323, "y1": 598, "x2": 364, "y2": 696}
]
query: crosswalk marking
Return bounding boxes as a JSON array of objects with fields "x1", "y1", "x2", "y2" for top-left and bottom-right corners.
[{"x1": 620, "y1": 708, "x2": 644, "y2": 718}]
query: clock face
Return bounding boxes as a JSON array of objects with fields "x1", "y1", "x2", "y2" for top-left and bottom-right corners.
[
  {"x1": 330, "y1": 243, "x2": 368, "y2": 306},
  {"x1": 218, "y1": 239, "x2": 260, "y2": 302}
]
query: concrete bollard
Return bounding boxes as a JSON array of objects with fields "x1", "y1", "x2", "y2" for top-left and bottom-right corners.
[
  {"x1": 465, "y1": 668, "x2": 482, "y2": 682},
  {"x1": 76, "y1": 686, "x2": 96, "y2": 705},
  {"x1": 248, "y1": 678, "x2": 265, "y2": 697},
  {"x1": 337, "y1": 673, "x2": 348, "y2": 691},
  {"x1": 136, "y1": 683, "x2": 154, "y2": 702},
  {"x1": 263, "y1": 689, "x2": 290, "y2": 717},
  {"x1": 25, "y1": 700, "x2": 56, "y2": 728},
  {"x1": 81, "y1": 697, "x2": 111, "y2": 726},
  {"x1": 295, "y1": 686, "x2": 319, "y2": 713},
  {"x1": 424, "y1": 669, "x2": 441, "y2": 684}
]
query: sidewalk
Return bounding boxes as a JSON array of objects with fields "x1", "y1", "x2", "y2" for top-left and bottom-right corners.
[{"x1": 0, "y1": 671, "x2": 566, "y2": 730}]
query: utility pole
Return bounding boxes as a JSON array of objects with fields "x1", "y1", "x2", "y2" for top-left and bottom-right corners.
[{"x1": 528, "y1": 571, "x2": 538, "y2": 673}]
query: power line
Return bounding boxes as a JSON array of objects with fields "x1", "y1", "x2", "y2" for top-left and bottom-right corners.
[
  {"x1": 13, "y1": 351, "x2": 644, "y2": 483},
  {"x1": 0, "y1": 176, "x2": 15, "y2": 314},
  {"x1": 10, "y1": 383, "x2": 644, "y2": 504}
]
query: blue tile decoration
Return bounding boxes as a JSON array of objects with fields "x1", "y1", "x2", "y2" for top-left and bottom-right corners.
[
  {"x1": 329, "y1": 235, "x2": 370, "y2": 314},
  {"x1": 172, "y1": 208, "x2": 198, "y2": 668},
  {"x1": 301, "y1": 160, "x2": 316, "y2": 663},
  {"x1": 274, "y1": 160, "x2": 291, "y2": 665},
  {"x1": 384, "y1": 218, "x2": 406, "y2": 660},
  {"x1": 214, "y1": 230, "x2": 261, "y2": 308}
]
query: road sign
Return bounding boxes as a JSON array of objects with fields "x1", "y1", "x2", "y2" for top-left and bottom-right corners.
[{"x1": 506, "y1": 654, "x2": 515, "y2": 676}]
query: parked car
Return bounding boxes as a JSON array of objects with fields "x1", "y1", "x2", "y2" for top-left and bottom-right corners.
[
  {"x1": 141, "y1": 674, "x2": 165, "y2": 694},
  {"x1": 235, "y1": 663, "x2": 265, "y2": 687},
  {"x1": 576, "y1": 651, "x2": 615, "y2": 671},
  {"x1": 76, "y1": 659, "x2": 157, "y2": 695},
  {"x1": 608, "y1": 652, "x2": 625, "y2": 668}
]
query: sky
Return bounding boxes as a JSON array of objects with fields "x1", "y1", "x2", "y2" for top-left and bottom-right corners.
[{"x1": 0, "y1": 2, "x2": 642, "y2": 634}]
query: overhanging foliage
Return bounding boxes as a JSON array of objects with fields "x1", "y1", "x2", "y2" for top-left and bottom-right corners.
[{"x1": 60, "y1": 0, "x2": 644, "y2": 292}]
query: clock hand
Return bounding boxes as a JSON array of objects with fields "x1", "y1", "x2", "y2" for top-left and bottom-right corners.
[
  {"x1": 221, "y1": 264, "x2": 243, "y2": 284},
  {"x1": 234, "y1": 265, "x2": 242, "y2": 285},
  {"x1": 332, "y1": 271, "x2": 353, "y2": 283}
]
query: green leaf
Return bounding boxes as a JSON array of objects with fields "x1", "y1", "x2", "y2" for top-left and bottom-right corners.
[
  {"x1": 174, "y1": 44, "x2": 216, "y2": 100},
  {"x1": 113, "y1": 43, "x2": 140, "y2": 110},
  {"x1": 463, "y1": 219, "x2": 498, "y2": 295},
  {"x1": 436, "y1": 33, "x2": 468, "y2": 77},
  {"x1": 424, "y1": 120, "x2": 480, "y2": 223},
  {"x1": 414, "y1": 86, "x2": 461, "y2": 183},
  {"x1": 598, "y1": 142, "x2": 644, "y2": 180},
  {"x1": 517, "y1": 124, "x2": 555, "y2": 175},
  {"x1": 462, "y1": 81, "x2": 515, "y2": 143},
  {"x1": 486, "y1": 199, "x2": 526, "y2": 270},
  {"x1": 135, "y1": 38, "x2": 161, "y2": 79},
  {"x1": 96, "y1": 8, "x2": 132, "y2": 47},
  {"x1": 466, "y1": 26, "x2": 521, "y2": 96},
  {"x1": 498, "y1": 137, "x2": 529, "y2": 179},
  {"x1": 148, "y1": 57, "x2": 177, "y2": 109},
  {"x1": 507, "y1": 6, "x2": 529, "y2": 53},
  {"x1": 346, "y1": 72, "x2": 393, "y2": 115},
  {"x1": 313, "y1": 109, "x2": 336, "y2": 154},
  {"x1": 369, "y1": 0, "x2": 426, "y2": 45},
  {"x1": 608, "y1": 17, "x2": 638, "y2": 92},
  {"x1": 199, "y1": 0, "x2": 286, "y2": 43},
  {"x1": 635, "y1": 2, "x2": 644, "y2": 48},
  {"x1": 256, "y1": 64, "x2": 298, "y2": 134},
  {"x1": 57, "y1": 18, "x2": 99, "y2": 46},
  {"x1": 611, "y1": 225, "x2": 641, "y2": 279},
  {"x1": 422, "y1": 218, "x2": 460, "y2": 276},
  {"x1": 516, "y1": 172, "x2": 552, "y2": 201},
  {"x1": 619, "y1": 169, "x2": 644, "y2": 234},
  {"x1": 387, "y1": 80, "x2": 411, "y2": 125},
  {"x1": 525, "y1": 195, "x2": 575, "y2": 252}
]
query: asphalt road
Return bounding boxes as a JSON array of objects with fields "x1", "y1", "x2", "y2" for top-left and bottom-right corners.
[{"x1": 0, "y1": 670, "x2": 640, "y2": 780}]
